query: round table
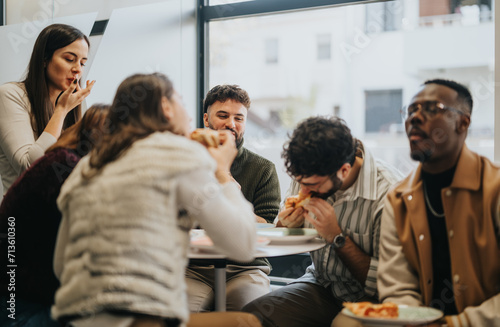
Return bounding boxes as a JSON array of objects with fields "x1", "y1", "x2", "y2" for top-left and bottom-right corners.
[{"x1": 188, "y1": 239, "x2": 326, "y2": 311}]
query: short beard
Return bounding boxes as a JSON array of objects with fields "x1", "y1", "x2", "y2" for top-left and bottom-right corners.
[
  {"x1": 410, "y1": 149, "x2": 432, "y2": 162},
  {"x1": 410, "y1": 142, "x2": 433, "y2": 163},
  {"x1": 311, "y1": 175, "x2": 343, "y2": 199},
  {"x1": 207, "y1": 121, "x2": 242, "y2": 148}
]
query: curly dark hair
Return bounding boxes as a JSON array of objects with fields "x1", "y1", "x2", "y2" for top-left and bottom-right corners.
[
  {"x1": 424, "y1": 79, "x2": 473, "y2": 115},
  {"x1": 282, "y1": 116, "x2": 357, "y2": 178},
  {"x1": 203, "y1": 84, "x2": 251, "y2": 113}
]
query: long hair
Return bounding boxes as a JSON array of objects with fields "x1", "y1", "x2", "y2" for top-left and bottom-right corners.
[
  {"x1": 23, "y1": 24, "x2": 89, "y2": 137},
  {"x1": 46, "y1": 103, "x2": 110, "y2": 157},
  {"x1": 86, "y1": 73, "x2": 175, "y2": 176}
]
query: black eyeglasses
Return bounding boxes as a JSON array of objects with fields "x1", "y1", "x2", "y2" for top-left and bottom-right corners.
[{"x1": 401, "y1": 101, "x2": 467, "y2": 122}]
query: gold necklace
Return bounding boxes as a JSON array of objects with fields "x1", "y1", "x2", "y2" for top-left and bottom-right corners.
[{"x1": 423, "y1": 181, "x2": 445, "y2": 218}]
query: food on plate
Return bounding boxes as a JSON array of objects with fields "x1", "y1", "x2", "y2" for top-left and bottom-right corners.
[
  {"x1": 190, "y1": 128, "x2": 220, "y2": 148},
  {"x1": 190, "y1": 230, "x2": 270, "y2": 249},
  {"x1": 343, "y1": 302, "x2": 399, "y2": 318},
  {"x1": 284, "y1": 191, "x2": 311, "y2": 210}
]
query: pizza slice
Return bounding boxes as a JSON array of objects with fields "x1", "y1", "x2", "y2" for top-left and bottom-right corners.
[
  {"x1": 343, "y1": 302, "x2": 399, "y2": 318},
  {"x1": 190, "y1": 128, "x2": 220, "y2": 148},
  {"x1": 284, "y1": 191, "x2": 311, "y2": 210}
]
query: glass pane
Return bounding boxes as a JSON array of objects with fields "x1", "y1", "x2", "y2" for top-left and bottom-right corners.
[{"x1": 208, "y1": 0, "x2": 494, "y2": 199}]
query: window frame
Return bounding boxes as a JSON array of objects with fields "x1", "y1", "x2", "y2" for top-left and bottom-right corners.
[
  {"x1": 197, "y1": 0, "x2": 499, "y2": 161},
  {"x1": 1, "y1": 0, "x2": 5, "y2": 26}
]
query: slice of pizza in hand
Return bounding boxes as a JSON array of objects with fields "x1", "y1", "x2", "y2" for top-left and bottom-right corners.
[
  {"x1": 190, "y1": 128, "x2": 220, "y2": 148},
  {"x1": 284, "y1": 191, "x2": 312, "y2": 210},
  {"x1": 343, "y1": 302, "x2": 399, "y2": 318}
]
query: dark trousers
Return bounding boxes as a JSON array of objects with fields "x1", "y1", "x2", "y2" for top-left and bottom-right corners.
[{"x1": 242, "y1": 282, "x2": 344, "y2": 327}]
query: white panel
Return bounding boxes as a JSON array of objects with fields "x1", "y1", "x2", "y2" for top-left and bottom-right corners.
[
  {"x1": 85, "y1": 1, "x2": 196, "y2": 123},
  {"x1": 0, "y1": 13, "x2": 97, "y2": 85},
  {"x1": 6, "y1": 0, "x2": 170, "y2": 23}
]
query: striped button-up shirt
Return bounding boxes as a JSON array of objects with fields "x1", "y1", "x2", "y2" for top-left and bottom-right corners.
[{"x1": 287, "y1": 144, "x2": 402, "y2": 301}]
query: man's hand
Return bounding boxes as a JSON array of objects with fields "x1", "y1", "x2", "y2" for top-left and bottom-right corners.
[
  {"x1": 303, "y1": 198, "x2": 341, "y2": 243},
  {"x1": 277, "y1": 206, "x2": 305, "y2": 227}
]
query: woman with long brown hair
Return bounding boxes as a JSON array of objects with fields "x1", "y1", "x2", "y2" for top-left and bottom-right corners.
[
  {"x1": 0, "y1": 23, "x2": 95, "y2": 194},
  {"x1": 0, "y1": 104, "x2": 109, "y2": 327},
  {"x1": 51, "y1": 73, "x2": 261, "y2": 327}
]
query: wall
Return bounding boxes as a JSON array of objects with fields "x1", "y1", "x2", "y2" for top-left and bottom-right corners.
[
  {"x1": 3, "y1": 0, "x2": 197, "y2": 122},
  {"x1": 5, "y1": 0, "x2": 172, "y2": 23}
]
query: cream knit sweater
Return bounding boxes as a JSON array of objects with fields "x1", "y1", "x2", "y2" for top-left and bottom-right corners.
[{"x1": 52, "y1": 131, "x2": 256, "y2": 325}]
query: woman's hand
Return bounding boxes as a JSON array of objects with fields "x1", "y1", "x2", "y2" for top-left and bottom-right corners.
[
  {"x1": 44, "y1": 77, "x2": 96, "y2": 138},
  {"x1": 54, "y1": 76, "x2": 96, "y2": 115},
  {"x1": 208, "y1": 130, "x2": 237, "y2": 184}
]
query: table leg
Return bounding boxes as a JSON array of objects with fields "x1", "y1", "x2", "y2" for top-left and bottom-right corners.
[{"x1": 214, "y1": 259, "x2": 227, "y2": 312}]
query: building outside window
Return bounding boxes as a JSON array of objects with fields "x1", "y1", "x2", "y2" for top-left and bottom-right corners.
[{"x1": 208, "y1": 0, "x2": 494, "y2": 199}]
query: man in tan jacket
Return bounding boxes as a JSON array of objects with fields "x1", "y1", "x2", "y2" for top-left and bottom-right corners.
[
  {"x1": 376, "y1": 79, "x2": 500, "y2": 327},
  {"x1": 334, "y1": 79, "x2": 500, "y2": 327}
]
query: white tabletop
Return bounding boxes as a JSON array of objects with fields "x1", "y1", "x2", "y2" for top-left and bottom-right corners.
[{"x1": 188, "y1": 238, "x2": 326, "y2": 260}]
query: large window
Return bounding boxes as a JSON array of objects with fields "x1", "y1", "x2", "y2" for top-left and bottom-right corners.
[{"x1": 205, "y1": 0, "x2": 494, "y2": 198}]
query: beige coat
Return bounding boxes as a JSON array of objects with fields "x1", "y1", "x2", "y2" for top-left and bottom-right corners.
[{"x1": 378, "y1": 145, "x2": 500, "y2": 327}]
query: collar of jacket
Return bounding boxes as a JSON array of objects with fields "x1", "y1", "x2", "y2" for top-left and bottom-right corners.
[{"x1": 394, "y1": 144, "x2": 480, "y2": 198}]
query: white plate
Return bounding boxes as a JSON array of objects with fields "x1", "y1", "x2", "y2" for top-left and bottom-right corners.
[
  {"x1": 190, "y1": 229, "x2": 270, "y2": 253},
  {"x1": 341, "y1": 305, "x2": 443, "y2": 326},
  {"x1": 256, "y1": 228, "x2": 318, "y2": 244},
  {"x1": 256, "y1": 223, "x2": 275, "y2": 229}
]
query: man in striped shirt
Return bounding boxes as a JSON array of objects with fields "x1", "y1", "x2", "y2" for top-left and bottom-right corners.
[{"x1": 243, "y1": 116, "x2": 402, "y2": 327}]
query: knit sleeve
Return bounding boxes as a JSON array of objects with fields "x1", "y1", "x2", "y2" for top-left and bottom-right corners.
[
  {"x1": 251, "y1": 162, "x2": 281, "y2": 223},
  {"x1": 446, "y1": 294, "x2": 500, "y2": 327},
  {"x1": 0, "y1": 83, "x2": 57, "y2": 175},
  {"x1": 177, "y1": 169, "x2": 256, "y2": 262}
]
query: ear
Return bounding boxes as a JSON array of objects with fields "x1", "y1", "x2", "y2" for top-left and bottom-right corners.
[
  {"x1": 456, "y1": 114, "x2": 471, "y2": 134},
  {"x1": 203, "y1": 113, "x2": 209, "y2": 128},
  {"x1": 161, "y1": 96, "x2": 173, "y2": 120},
  {"x1": 336, "y1": 163, "x2": 351, "y2": 181}
]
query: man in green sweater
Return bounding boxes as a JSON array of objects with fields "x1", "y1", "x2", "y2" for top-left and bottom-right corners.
[{"x1": 186, "y1": 84, "x2": 281, "y2": 312}]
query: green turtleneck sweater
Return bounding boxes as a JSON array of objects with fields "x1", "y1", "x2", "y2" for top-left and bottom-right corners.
[{"x1": 231, "y1": 140, "x2": 281, "y2": 223}]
